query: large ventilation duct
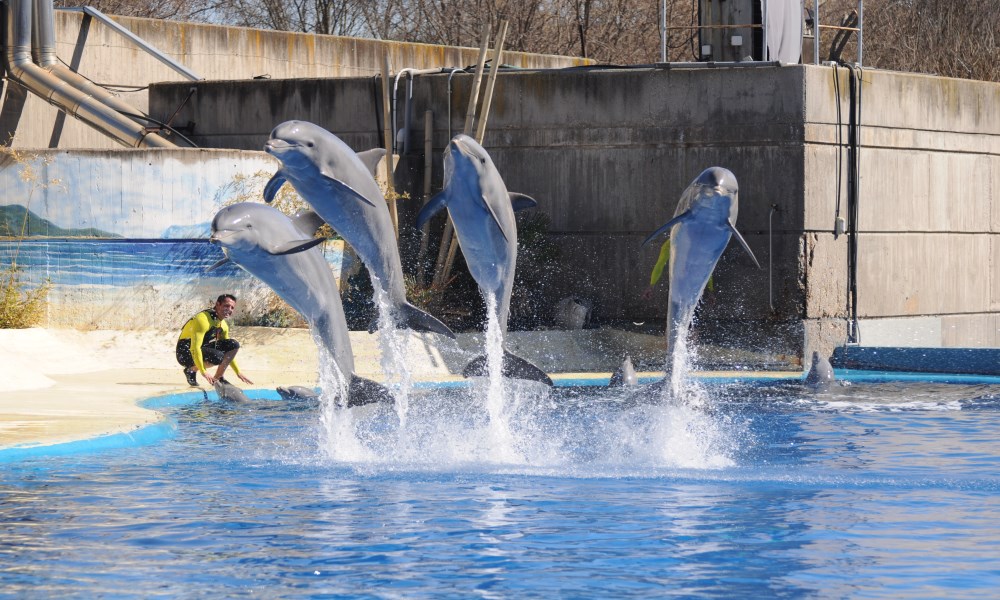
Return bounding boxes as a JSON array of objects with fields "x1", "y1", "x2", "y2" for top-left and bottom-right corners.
[{"x1": 4, "y1": 0, "x2": 174, "y2": 148}]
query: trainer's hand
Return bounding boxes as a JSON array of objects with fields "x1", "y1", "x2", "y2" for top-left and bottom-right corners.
[
  {"x1": 203, "y1": 372, "x2": 217, "y2": 385},
  {"x1": 238, "y1": 374, "x2": 254, "y2": 385}
]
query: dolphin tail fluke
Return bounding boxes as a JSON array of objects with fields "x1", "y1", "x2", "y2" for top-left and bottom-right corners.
[
  {"x1": 726, "y1": 221, "x2": 762, "y2": 269},
  {"x1": 462, "y1": 351, "x2": 554, "y2": 386},
  {"x1": 398, "y1": 302, "x2": 457, "y2": 339},
  {"x1": 347, "y1": 375, "x2": 394, "y2": 407}
]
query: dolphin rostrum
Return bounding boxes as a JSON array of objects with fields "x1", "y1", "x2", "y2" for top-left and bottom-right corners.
[
  {"x1": 209, "y1": 201, "x2": 392, "y2": 407},
  {"x1": 214, "y1": 379, "x2": 250, "y2": 402},
  {"x1": 263, "y1": 120, "x2": 455, "y2": 339},
  {"x1": 642, "y1": 167, "x2": 761, "y2": 372},
  {"x1": 416, "y1": 134, "x2": 552, "y2": 386}
]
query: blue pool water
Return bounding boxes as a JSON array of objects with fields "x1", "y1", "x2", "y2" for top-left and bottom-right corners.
[{"x1": 2, "y1": 377, "x2": 999, "y2": 598}]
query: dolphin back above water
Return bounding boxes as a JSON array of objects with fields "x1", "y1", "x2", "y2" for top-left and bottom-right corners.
[
  {"x1": 643, "y1": 167, "x2": 761, "y2": 370},
  {"x1": 416, "y1": 134, "x2": 551, "y2": 386},
  {"x1": 209, "y1": 202, "x2": 391, "y2": 407},
  {"x1": 263, "y1": 120, "x2": 454, "y2": 339}
]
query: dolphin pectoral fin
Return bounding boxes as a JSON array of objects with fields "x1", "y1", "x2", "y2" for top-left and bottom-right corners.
[
  {"x1": 508, "y1": 192, "x2": 538, "y2": 212},
  {"x1": 481, "y1": 195, "x2": 509, "y2": 243},
  {"x1": 641, "y1": 212, "x2": 689, "y2": 248},
  {"x1": 263, "y1": 171, "x2": 287, "y2": 203},
  {"x1": 727, "y1": 221, "x2": 762, "y2": 269},
  {"x1": 462, "y1": 352, "x2": 554, "y2": 386},
  {"x1": 398, "y1": 302, "x2": 456, "y2": 339},
  {"x1": 415, "y1": 191, "x2": 448, "y2": 230},
  {"x1": 290, "y1": 210, "x2": 327, "y2": 237},
  {"x1": 269, "y1": 237, "x2": 327, "y2": 255},
  {"x1": 326, "y1": 177, "x2": 378, "y2": 207},
  {"x1": 347, "y1": 375, "x2": 394, "y2": 407},
  {"x1": 356, "y1": 148, "x2": 387, "y2": 179},
  {"x1": 206, "y1": 257, "x2": 230, "y2": 272}
]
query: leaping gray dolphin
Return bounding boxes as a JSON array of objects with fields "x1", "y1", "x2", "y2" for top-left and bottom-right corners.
[
  {"x1": 263, "y1": 120, "x2": 455, "y2": 339},
  {"x1": 416, "y1": 134, "x2": 552, "y2": 386},
  {"x1": 209, "y1": 202, "x2": 392, "y2": 408},
  {"x1": 642, "y1": 167, "x2": 761, "y2": 372}
]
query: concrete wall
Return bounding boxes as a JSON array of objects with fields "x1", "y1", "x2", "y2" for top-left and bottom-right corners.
[
  {"x1": 149, "y1": 64, "x2": 1000, "y2": 357},
  {"x1": 0, "y1": 11, "x2": 591, "y2": 150}
]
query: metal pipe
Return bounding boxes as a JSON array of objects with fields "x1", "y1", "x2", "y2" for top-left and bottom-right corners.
[
  {"x1": 4, "y1": 0, "x2": 174, "y2": 147},
  {"x1": 391, "y1": 67, "x2": 441, "y2": 155},
  {"x1": 34, "y1": 0, "x2": 152, "y2": 124},
  {"x1": 58, "y1": 6, "x2": 203, "y2": 81}
]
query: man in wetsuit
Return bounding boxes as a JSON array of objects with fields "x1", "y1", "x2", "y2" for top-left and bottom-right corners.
[{"x1": 176, "y1": 294, "x2": 254, "y2": 387}]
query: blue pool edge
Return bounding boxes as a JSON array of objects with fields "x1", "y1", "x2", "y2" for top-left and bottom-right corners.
[{"x1": 3, "y1": 369, "x2": 1000, "y2": 462}]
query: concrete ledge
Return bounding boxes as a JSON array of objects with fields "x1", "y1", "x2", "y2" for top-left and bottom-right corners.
[{"x1": 831, "y1": 346, "x2": 1000, "y2": 376}]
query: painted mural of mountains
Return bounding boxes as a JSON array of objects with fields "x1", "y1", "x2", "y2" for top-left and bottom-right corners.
[{"x1": 0, "y1": 204, "x2": 119, "y2": 238}]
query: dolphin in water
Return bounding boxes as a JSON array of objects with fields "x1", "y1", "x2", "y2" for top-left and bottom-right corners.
[
  {"x1": 416, "y1": 134, "x2": 552, "y2": 385},
  {"x1": 609, "y1": 355, "x2": 639, "y2": 387},
  {"x1": 804, "y1": 351, "x2": 836, "y2": 388},
  {"x1": 214, "y1": 379, "x2": 250, "y2": 402},
  {"x1": 209, "y1": 201, "x2": 392, "y2": 407},
  {"x1": 642, "y1": 167, "x2": 761, "y2": 373},
  {"x1": 263, "y1": 120, "x2": 454, "y2": 339},
  {"x1": 276, "y1": 385, "x2": 321, "y2": 401}
]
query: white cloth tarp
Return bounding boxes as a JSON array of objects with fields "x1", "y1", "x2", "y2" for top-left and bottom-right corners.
[{"x1": 763, "y1": 0, "x2": 803, "y2": 63}]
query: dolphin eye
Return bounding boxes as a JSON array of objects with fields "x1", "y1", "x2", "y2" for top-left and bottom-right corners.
[
  {"x1": 307, "y1": 142, "x2": 314, "y2": 147},
  {"x1": 480, "y1": 158, "x2": 486, "y2": 164}
]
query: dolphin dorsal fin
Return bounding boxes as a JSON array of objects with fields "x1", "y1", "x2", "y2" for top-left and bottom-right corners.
[
  {"x1": 263, "y1": 171, "x2": 287, "y2": 203},
  {"x1": 509, "y1": 192, "x2": 537, "y2": 212},
  {"x1": 415, "y1": 191, "x2": 449, "y2": 230},
  {"x1": 356, "y1": 148, "x2": 387, "y2": 179},
  {"x1": 641, "y1": 211, "x2": 690, "y2": 248},
  {"x1": 268, "y1": 237, "x2": 327, "y2": 256},
  {"x1": 727, "y1": 221, "x2": 762, "y2": 269}
]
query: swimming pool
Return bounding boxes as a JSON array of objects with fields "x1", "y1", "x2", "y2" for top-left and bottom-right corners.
[{"x1": 2, "y1": 375, "x2": 998, "y2": 597}]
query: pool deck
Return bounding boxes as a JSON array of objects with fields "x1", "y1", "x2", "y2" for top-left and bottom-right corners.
[{"x1": 0, "y1": 327, "x2": 801, "y2": 452}]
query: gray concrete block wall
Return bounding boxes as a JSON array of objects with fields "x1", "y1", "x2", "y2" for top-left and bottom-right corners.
[{"x1": 1, "y1": 12, "x2": 590, "y2": 150}]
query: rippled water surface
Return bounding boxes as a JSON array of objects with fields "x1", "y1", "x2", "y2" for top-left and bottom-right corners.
[{"x1": 2, "y1": 379, "x2": 999, "y2": 598}]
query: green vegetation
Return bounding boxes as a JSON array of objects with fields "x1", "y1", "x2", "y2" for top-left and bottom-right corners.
[{"x1": 0, "y1": 147, "x2": 57, "y2": 328}]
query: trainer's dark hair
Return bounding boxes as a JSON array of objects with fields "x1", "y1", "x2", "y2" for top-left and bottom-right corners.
[{"x1": 217, "y1": 294, "x2": 237, "y2": 303}]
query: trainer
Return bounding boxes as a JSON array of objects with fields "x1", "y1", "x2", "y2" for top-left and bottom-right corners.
[{"x1": 176, "y1": 294, "x2": 254, "y2": 387}]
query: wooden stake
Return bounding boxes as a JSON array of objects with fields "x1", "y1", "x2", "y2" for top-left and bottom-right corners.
[
  {"x1": 418, "y1": 110, "x2": 433, "y2": 287},
  {"x1": 381, "y1": 53, "x2": 398, "y2": 237},
  {"x1": 463, "y1": 23, "x2": 491, "y2": 136}
]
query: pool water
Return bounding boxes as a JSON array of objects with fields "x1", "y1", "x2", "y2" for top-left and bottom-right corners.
[{"x1": 2, "y1": 378, "x2": 999, "y2": 598}]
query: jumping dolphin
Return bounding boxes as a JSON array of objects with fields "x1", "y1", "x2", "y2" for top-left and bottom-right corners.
[
  {"x1": 208, "y1": 202, "x2": 392, "y2": 408},
  {"x1": 804, "y1": 351, "x2": 836, "y2": 388},
  {"x1": 263, "y1": 120, "x2": 455, "y2": 339},
  {"x1": 416, "y1": 134, "x2": 552, "y2": 385},
  {"x1": 642, "y1": 167, "x2": 761, "y2": 372}
]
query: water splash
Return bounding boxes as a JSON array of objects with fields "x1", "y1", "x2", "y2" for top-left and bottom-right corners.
[{"x1": 370, "y1": 282, "x2": 413, "y2": 427}]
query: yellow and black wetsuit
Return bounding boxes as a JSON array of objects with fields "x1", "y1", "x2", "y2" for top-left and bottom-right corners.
[{"x1": 175, "y1": 309, "x2": 242, "y2": 376}]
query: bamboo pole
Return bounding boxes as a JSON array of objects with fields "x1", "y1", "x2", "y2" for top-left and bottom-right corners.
[
  {"x1": 380, "y1": 54, "x2": 398, "y2": 237},
  {"x1": 463, "y1": 23, "x2": 491, "y2": 136},
  {"x1": 417, "y1": 109, "x2": 433, "y2": 287},
  {"x1": 475, "y1": 20, "x2": 507, "y2": 143}
]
